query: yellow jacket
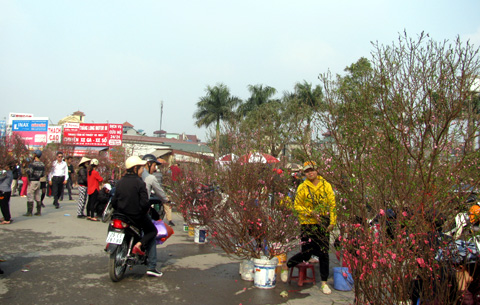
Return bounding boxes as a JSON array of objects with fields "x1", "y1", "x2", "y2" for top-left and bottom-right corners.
[{"x1": 294, "y1": 176, "x2": 336, "y2": 225}]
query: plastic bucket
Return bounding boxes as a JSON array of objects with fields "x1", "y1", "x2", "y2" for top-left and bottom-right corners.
[
  {"x1": 253, "y1": 257, "x2": 278, "y2": 289},
  {"x1": 188, "y1": 225, "x2": 195, "y2": 237},
  {"x1": 333, "y1": 267, "x2": 354, "y2": 291},
  {"x1": 194, "y1": 226, "x2": 207, "y2": 244},
  {"x1": 240, "y1": 259, "x2": 254, "y2": 281}
]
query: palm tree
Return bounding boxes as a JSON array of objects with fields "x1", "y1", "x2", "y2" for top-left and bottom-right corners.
[
  {"x1": 193, "y1": 83, "x2": 241, "y2": 158},
  {"x1": 293, "y1": 80, "x2": 323, "y2": 144},
  {"x1": 238, "y1": 84, "x2": 277, "y2": 117}
]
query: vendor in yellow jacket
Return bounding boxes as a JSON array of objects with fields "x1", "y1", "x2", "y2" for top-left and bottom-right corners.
[{"x1": 287, "y1": 161, "x2": 336, "y2": 295}]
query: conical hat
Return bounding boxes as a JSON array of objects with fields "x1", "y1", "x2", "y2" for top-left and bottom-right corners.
[{"x1": 79, "y1": 157, "x2": 91, "y2": 165}]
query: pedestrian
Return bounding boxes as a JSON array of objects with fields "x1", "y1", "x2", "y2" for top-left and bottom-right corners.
[
  {"x1": 19, "y1": 159, "x2": 29, "y2": 197},
  {"x1": 286, "y1": 161, "x2": 337, "y2": 295},
  {"x1": 39, "y1": 175, "x2": 47, "y2": 207},
  {"x1": 0, "y1": 162, "x2": 14, "y2": 224},
  {"x1": 48, "y1": 151, "x2": 69, "y2": 209},
  {"x1": 94, "y1": 183, "x2": 112, "y2": 217},
  {"x1": 61, "y1": 156, "x2": 74, "y2": 201},
  {"x1": 76, "y1": 157, "x2": 90, "y2": 218},
  {"x1": 86, "y1": 159, "x2": 102, "y2": 221},
  {"x1": 170, "y1": 163, "x2": 182, "y2": 183},
  {"x1": 10, "y1": 161, "x2": 20, "y2": 196},
  {"x1": 24, "y1": 150, "x2": 45, "y2": 216}
]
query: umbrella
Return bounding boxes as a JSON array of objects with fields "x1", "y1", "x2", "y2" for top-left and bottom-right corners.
[
  {"x1": 217, "y1": 153, "x2": 238, "y2": 162},
  {"x1": 239, "y1": 152, "x2": 280, "y2": 164}
]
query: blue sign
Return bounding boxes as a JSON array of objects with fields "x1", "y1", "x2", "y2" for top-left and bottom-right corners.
[
  {"x1": 0, "y1": 120, "x2": 5, "y2": 137},
  {"x1": 12, "y1": 120, "x2": 48, "y2": 132}
]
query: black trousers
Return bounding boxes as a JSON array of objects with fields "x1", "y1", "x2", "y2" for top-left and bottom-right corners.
[
  {"x1": 86, "y1": 190, "x2": 99, "y2": 218},
  {"x1": 287, "y1": 219, "x2": 330, "y2": 281},
  {"x1": 0, "y1": 191, "x2": 12, "y2": 221},
  {"x1": 61, "y1": 179, "x2": 73, "y2": 200},
  {"x1": 131, "y1": 214, "x2": 158, "y2": 251},
  {"x1": 51, "y1": 176, "x2": 65, "y2": 207}
]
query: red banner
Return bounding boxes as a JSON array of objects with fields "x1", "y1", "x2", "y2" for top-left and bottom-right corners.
[{"x1": 63, "y1": 123, "x2": 123, "y2": 147}]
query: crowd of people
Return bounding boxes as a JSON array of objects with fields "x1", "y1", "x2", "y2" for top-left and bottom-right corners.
[
  {"x1": 2, "y1": 151, "x2": 338, "y2": 290},
  {"x1": 0, "y1": 151, "x2": 178, "y2": 226}
]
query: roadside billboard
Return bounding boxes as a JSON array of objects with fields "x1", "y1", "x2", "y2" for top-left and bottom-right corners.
[
  {"x1": 0, "y1": 120, "x2": 6, "y2": 138},
  {"x1": 47, "y1": 125, "x2": 63, "y2": 144},
  {"x1": 11, "y1": 117, "x2": 48, "y2": 146},
  {"x1": 63, "y1": 123, "x2": 123, "y2": 147},
  {"x1": 8, "y1": 112, "x2": 33, "y2": 125}
]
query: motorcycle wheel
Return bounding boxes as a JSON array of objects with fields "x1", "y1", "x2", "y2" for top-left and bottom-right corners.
[
  {"x1": 108, "y1": 240, "x2": 128, "y2": 282},
  {"x1": 102, "y1": 200, "x2": 114, "y2": 223}
]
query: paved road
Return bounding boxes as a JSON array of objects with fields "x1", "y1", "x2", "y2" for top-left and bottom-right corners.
[{"x1": 0, "y1": 194, "x2": 354, "y2": 304}]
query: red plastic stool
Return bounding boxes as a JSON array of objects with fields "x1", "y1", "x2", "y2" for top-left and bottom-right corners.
[{"x1": 288, "y1": 262, "x2": 316, "y2": 286}]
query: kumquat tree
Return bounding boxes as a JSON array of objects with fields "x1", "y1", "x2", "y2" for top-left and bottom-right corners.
[{"x1": 304, "y1": 32, "x2": 480, "y2": 303}]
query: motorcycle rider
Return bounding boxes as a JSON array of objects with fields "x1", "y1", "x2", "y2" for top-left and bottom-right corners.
[
  {"x1": 111, "y1": 156, "x2": 157, "y2": 257},
  {"x1": 141, "y1": 154, "x2": 169, "y2": 277}
]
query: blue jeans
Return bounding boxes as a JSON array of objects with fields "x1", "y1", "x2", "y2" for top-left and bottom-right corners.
[
  {"x1": 146, "y1": 216, "x2": 158, "y2": 270},
  {"x1": 147, "y1": 239, "x2": 157, "y2": 270}
]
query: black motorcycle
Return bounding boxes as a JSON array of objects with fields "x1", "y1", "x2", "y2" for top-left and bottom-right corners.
[{"x1": 105, "y1": 213, "x2": 148, "y2": 282}]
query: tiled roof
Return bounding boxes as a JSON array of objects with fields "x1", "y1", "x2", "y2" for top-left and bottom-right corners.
[
  {"x1": 123, "y1": 121, "x2": 134, "y2": 128},
  {"x1": 122, "y1": 135, "x2": 212, "y2": 154}
]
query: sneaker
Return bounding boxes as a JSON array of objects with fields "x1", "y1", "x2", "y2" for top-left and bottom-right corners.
[
  {"x1": 321, "y1": 283, "x2": 332, "y2": 295},
  {"x1": 146, "y1": 269, "x2": 163, "y2": 277},
  {"x1": 168, "y1": 221, "x2": 175, "y2": 226},
  {"x1": 77, "y1": 215, "x2": 87, "y2": 219}
]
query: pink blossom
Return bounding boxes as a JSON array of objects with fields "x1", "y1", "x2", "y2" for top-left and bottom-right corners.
[
  {"x1": 416, "y1": 258, "x2": 426, "y2": 267},
  {"x1": 379, "y1": 209, "x2": 385, "y2": 216}
]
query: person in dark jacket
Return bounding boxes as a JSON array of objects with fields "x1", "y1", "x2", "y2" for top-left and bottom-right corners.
[
  {"x1": 25, "y1": 150, "x2": 45, "y2": 216},
  {"x1": 111, "y1": 156, "x2": 157, "y2": 256},
  {"x1": 95, "y1": 183, "x2": 112, "y2": 216},
  {"x1": 76, "y1": 157, "x2": 90, "y2": 218},
  {"x1": 0, "y1": 161, "x2": 14, "y2": 224}
]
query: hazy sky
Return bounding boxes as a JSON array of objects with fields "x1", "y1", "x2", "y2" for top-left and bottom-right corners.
[{"x1": 1, "y1": 0, "x2": 480, "y2": 141}]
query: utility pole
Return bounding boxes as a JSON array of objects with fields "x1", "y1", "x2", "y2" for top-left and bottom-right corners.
[{"x1": 159, "y1": 100, "x2": 164, "y2": 133}]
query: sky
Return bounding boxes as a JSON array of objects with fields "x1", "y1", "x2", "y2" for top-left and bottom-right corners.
[{"x1": 1, "y1": 0, "x2": 480, "y2": 142}]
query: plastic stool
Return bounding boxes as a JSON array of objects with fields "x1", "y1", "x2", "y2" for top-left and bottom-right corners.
[{"x1": 288, "y1": 262, "x2": 316, "y2": 286}]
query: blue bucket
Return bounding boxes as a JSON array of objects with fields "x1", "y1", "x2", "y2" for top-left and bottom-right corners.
[{"x1": 333, "y1": 267, "x2": 354, "y2": 291}]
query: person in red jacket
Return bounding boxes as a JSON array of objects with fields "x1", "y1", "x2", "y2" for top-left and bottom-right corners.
[{"x1": 86, "y1": 159, "x2": 103, "y2": 221}]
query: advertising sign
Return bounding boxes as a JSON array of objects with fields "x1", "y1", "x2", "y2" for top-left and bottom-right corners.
[
  {"x1": 63, "y1": 123, "x2": 123, "y2": 147},
  {"x1": 12, "y1": 119, "x2": 48, "y2": 132},
  {"x1": 0, "y1": 120, "x2": 5, "y2": 138},
  {"x1": 47, "y1": 125, "x2": 63, "y2": 143},
  {"x1": 11, "y1": 117, "x2": 49, "y2": 146},
  {"x1": 8, "y1": 113, "x2": 33, "y2": 125}
]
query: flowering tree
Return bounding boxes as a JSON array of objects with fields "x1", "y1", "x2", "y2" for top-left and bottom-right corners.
[{"x1": 308, "y1": 33, "x2": 480, "y2": 303}]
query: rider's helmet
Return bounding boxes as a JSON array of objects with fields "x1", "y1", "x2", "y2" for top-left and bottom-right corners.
[
  {"x1": 33, "y1": 150, "x2": 42, "y2": 158},
  {"x1": 142, "y1": 154, "x2": 161, "y2": 165},
  {"x1": 125, "y1": 156, "x2": 147, "y2": 169},
  {"x1": 91, "y1": 159, "x2": 99, "y2": 166}
]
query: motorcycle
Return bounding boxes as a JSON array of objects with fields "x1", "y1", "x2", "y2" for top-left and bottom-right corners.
[
  {"x1": 105, "y1": 212, "x2": 147, "y2": 282},
  {"x1": 105, "y1": 207, "x2": 172, "y2": 282}
]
